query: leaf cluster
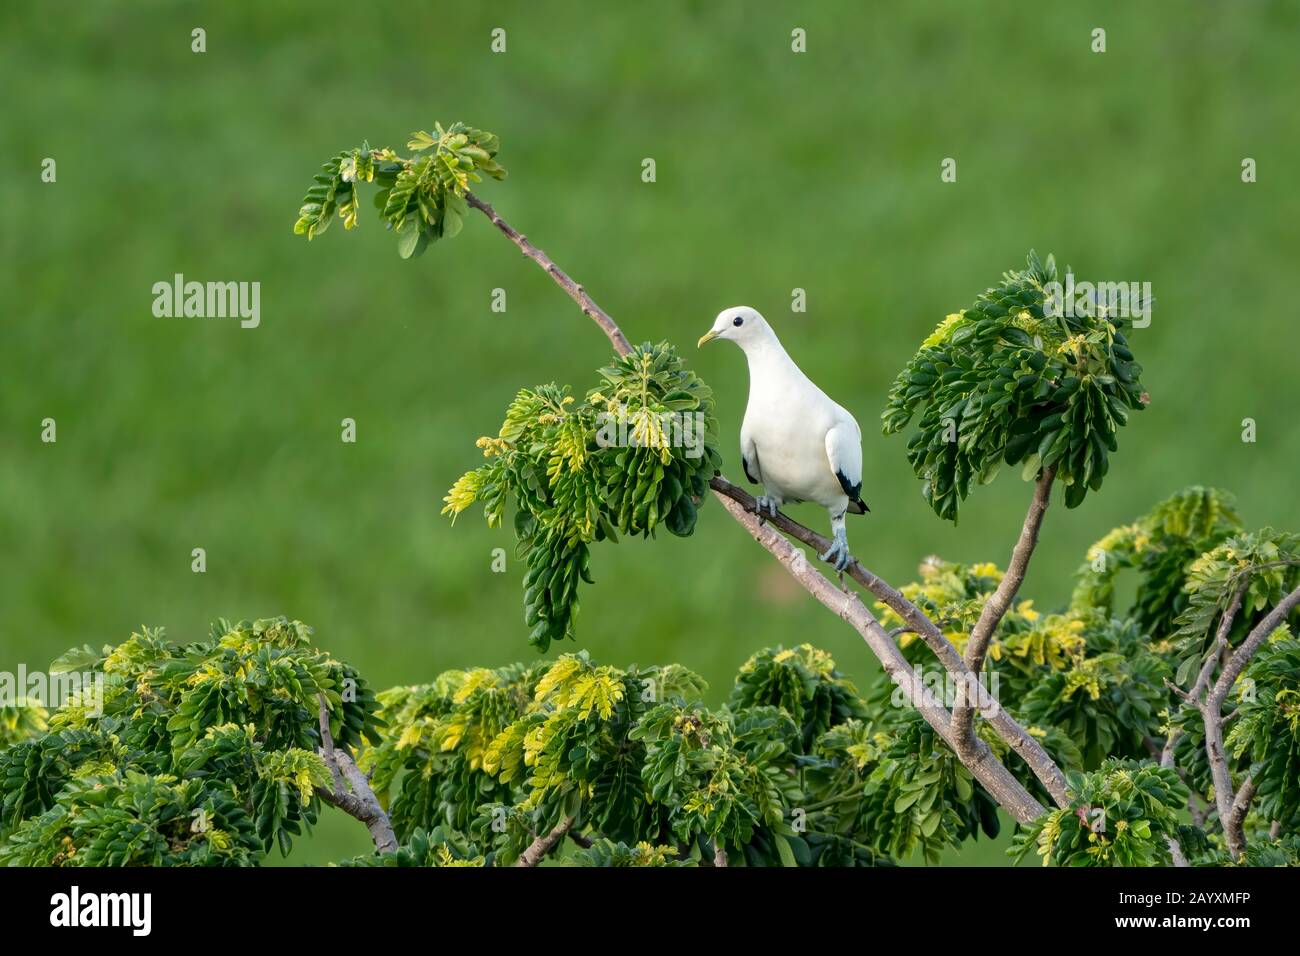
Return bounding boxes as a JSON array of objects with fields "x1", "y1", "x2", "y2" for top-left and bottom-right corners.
[
  {"x1": 363, "y1": 644, "x2": 948, "y2": 866},
  {"x1": 293, "y1": 122, "x2": 505, "y2": 258},
  {"x1": 0, "y1": 618, "x2": 381, "y2": 865},
  {"x1": 442, "y1": 342, "x2": 722, "y2": 651},
  {"x1": 882, "y1": 251, "x2": 1146, "y2": 520}
]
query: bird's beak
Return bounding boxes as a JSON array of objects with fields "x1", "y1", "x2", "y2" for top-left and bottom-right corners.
[{"x1": 697, "y1": 329, "x2": 719, "y2": 348}]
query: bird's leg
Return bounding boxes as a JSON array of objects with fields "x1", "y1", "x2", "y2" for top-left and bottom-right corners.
[
  {"x1": 819, "y1": 511, "x2": 852, "y2": 572},
  {"x1": 754, "y1": 494, "x2": 781, "y2": 522}
]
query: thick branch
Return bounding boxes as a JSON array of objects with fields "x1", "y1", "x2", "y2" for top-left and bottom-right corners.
[
  {"x1": 712, "y1": 477, "x2": 1071, "y2": 808},
  {"x1": 314, "y1": 694, "x2": 398, "y2": 854},
  {"x1": 515, "y1": 815, "x2": 575, "y2": 867},
  {"x1": 466, "y1": 193, "x2": 1066, "y2": 823},
  {"x1": 952, "y1": 467, "x2": 1055, "y2": 762},
  {"x1": 1225, "y1": 776, "x2": 1256, "y2": 857},
  {"x1": 1200, "y1": 584, "x2": 1300, "y2": 857},
  {"x1": 1165, "y1": 835, "x2": 1190, "y2": 867},
  {"x1": 713, "y1": 491, "x2": 1046, "y2": 823}
]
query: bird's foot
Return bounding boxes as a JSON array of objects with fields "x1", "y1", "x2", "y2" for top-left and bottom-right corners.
[
  {"x1": 754, "y1": 495, "x2": 780, "y2": 519},
  {"x1": 819, "y1": 531, "x2": 852, "y2": 572}
]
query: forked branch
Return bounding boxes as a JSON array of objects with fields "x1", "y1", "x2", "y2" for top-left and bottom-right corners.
[{"x1": 314, "y1": 693, "x2": 398, "y2": 854}]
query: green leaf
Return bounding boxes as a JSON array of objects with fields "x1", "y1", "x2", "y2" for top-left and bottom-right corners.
[{"x1": 397, "y1": 222, "x2": 421, "y2": 259}]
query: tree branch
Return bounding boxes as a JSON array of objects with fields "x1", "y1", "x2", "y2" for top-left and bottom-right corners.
[
  {"x1": 952, "y1": 467, "x2": 1055, "y2": 764},
  {"x1": 712, "y1": 491, "x2": 1047, "y2": 823},
  {"x1": 1160, "y1": 580, "x2": 1246, "y2": 768},
  {"x1": 1225, "y1": 776, "x2": 1256, "y2": 857},
  {"x1": 515, "y1": 815, "x2": 575, "y2": 867},
  {"x1": 1200, "y1": 584, "x2": 1300, "y2": 857},
  {"x1": 314, "y1": 693, "x2": 398, "y2": 854},
  {"x1": 466, "y1": 193, "x2": 1066, "y2": 824},
  {"x1": 710, "y1": 477, "x2": 1071, "y2": 808},
  {"x1": 1209, "y1": 583, "x2": 1300, "y2": 707},
  {"x1": 1166, "y1": 835, "x2": 1190, "y2": 867},
  {"x1": 466, "y1": 192, "x2": 632, "y2": 356}
]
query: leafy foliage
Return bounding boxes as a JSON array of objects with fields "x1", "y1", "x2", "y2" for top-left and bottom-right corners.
[
  {"x1": 442, "y1": 342, "x2": 722, "y2": 651},
  {"x1": 1167, "y1": 529, "x2": 1300, "y2": 685},
  {"x1": 293, "y1": 123, "x2": 505, "y2": 258},
  {"x1": 570, "y1": 838, "x2": 692, "y2": 867},
  {"x1": 337, "y1": 826, "x2": 484, "y2": 867},
  {"x1": 1011, "y1": 760, "x2": 1186, "y2": 866},
  {"x1": 1070, "y1": 486, "x2": 1241, "y2": 640},
  {"x1": 0, "y1": 704, "x2": 47, "y2": 747},
  {"x1": 362, "y1": 643, "x2": 989, "y2": 866},
  {"x1": 0, "y1": 618, "x2": 381, "y2": 865},
  {"x1": 882, "y1": 252, "x2": 1147, "y2": 520},
  {"x1": 877, "y1": 559, "x2": 1161, "y2": 771},
  {"x1": 1059, "y1": 492, "x2": 1300, "y2": 860},
  {"x1": 809, "y1": 712, "x2": 1000, "y2": 864},
  {"x1": 728, "y1": 644, "x2": 867, "y2": 751},
  {"x1": 1017, "y1": 616, "x2": 1167, "y2": 769},
  {"x1": 1225, "y1": 637, "x2": 1300, "y2": 832},
  {"x1": 871, "y1": 489, "x2": 1300, "y2": 867}
]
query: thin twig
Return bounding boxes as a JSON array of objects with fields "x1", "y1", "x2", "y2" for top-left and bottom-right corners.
[
  {"x1": 466, "y1": 192, "x2": 632, "y2": 356},
  {"x1": 952, "y1": 467, "x2": 1055, "y2": 764}
]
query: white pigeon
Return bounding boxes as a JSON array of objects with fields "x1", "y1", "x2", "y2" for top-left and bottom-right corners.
[{"x1": 698, "y1": 305, "x2": 868, "y2": 570}]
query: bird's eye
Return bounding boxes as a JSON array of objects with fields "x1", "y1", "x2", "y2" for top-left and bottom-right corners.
[{"x1": 732, "y1": 315, "x2": 744, "y2": 327}]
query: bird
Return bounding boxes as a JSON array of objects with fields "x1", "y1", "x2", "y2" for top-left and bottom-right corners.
[{"x1": 697, "y1": 305, "x2": 868, "y2": 571}]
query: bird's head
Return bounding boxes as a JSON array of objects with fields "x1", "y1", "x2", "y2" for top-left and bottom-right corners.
[{"x1": 697, "y1": 306, "x2": 774, "y2": 351}]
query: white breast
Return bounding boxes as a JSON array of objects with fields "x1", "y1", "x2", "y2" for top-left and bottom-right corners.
[{"x1": 743, "y1": 376, "x2": 845, "y2": 507}]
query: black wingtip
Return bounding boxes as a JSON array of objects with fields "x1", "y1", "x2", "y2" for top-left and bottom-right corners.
[{"x1": 835, "y1": 469, "x2": 861, "y2": 500}]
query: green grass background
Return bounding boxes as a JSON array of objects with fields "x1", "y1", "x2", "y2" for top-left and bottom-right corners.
[{"x1": 2, "y1": 1, "x2": 1297, "y2": 864}]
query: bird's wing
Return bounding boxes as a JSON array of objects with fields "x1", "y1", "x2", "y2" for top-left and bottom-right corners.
[
  {"x1": 825, "y1": 413, "x2": 863, "y2": 501},
  {"x1": 740, "y1": 422, "x2": 761, "y2": 485}
]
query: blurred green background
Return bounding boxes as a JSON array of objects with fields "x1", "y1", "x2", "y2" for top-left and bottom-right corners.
[{"x1": 2, "y1": 1, "x2": 1297, "y2": 864}]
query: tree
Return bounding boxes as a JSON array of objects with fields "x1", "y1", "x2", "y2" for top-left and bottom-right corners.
[{"x1": 3, "y1": 124, "x2": 1297, "y2": 867}]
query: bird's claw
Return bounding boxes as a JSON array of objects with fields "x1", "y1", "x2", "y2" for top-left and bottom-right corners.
[
  {"x1": 819, "y1": 535, "x2": 852, "y2": 572},
  {"x1": 754, "y1": 496, "x2": 780, "y2": 519}
]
